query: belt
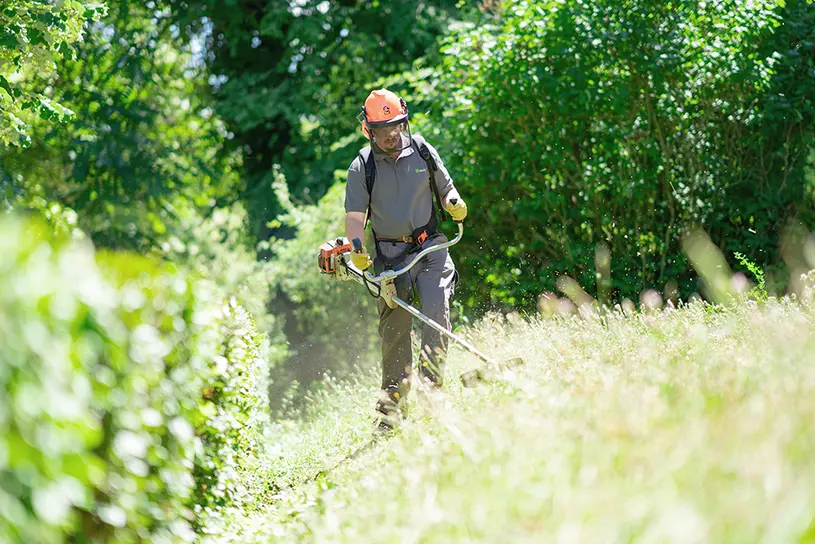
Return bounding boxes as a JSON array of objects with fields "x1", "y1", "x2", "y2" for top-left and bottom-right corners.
[{"x1": 376, "y1": 235, "x2": 414, "y2": 243}]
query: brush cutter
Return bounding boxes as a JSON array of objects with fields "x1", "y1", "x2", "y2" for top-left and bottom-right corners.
[{"x1": 318, "y1": 209, "x2": 519, "y2": 387}]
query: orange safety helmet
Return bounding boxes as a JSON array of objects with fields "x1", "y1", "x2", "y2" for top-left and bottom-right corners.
[{"x1": 358, "y1": 88, "x2": 412, "y2": 152}]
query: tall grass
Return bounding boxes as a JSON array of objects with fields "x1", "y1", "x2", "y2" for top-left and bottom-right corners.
[{"x1": 207, "y1": 293, "x2": 815, "y2": 543}]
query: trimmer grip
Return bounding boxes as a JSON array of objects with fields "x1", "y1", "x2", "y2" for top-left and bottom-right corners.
[
  {"x1": 448, "y1": 198, "x2": 462, "y2": 223},
  {"x1": 352, "y1": 238, "x2": 363, "y2": 252}
]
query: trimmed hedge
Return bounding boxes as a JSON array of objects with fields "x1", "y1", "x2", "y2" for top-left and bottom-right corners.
[
  {"x1": 0, "y1": 215, "x2": 272, "y2": 543},
  {"x1": 193, "y1": 300, "x2": 271, "y2": 524}
]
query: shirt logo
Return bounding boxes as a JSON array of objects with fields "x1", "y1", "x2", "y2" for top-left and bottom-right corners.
[{"x1": 415, "y1": 168, "x2": 427, "y2": 173}]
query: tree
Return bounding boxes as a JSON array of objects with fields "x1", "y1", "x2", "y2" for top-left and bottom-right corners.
[
  {"x1": 0, "y1": 0, "x2": 106, "y2": 147},
  {"x1": 1, "y1": 1, "x2": 240, "y2": 250},
  {"x1": 169, "y1": 0, "x2": 463, "y2": 240}
]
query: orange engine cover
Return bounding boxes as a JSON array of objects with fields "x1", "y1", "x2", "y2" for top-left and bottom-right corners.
[{"x1": 318, "y1": 237, "x2": 352, "y2": 273}]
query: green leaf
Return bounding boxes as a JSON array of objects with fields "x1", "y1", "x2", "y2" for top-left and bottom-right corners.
[
  {"x1": 0, "y1": 33, "x2": 15, "y2": 48},
  {"x1": 27, "y1": 27, "x2": 46, "y2": 46},
  {"x1": 0, "y1": 75, "x2": 12, "y2": 97}
]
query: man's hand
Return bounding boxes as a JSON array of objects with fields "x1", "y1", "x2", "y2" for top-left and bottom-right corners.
[
  {"x1": 445, "y1": 197, "x2": 467, "y2": 222},
  {"x1": 352, "y1": 247, "x2": 373, "y2": 271}
]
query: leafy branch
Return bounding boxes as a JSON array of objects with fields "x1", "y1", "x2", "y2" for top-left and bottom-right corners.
[{"x1": 0, "y1": 0, "x2": 107, "y2": 147}]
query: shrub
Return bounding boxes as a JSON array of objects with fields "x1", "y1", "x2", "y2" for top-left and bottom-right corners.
[
  {"x1": 152, "y1": 202, "x2": 280, "y2": 338},
  {"x1": 421, "y1": 0, "x2": 815, "y2": 310},
  {"x1": 192, "y1": 301, "x2": 272, "y2": 525},
  {"x1": 0, "y1": 214, "x2": 272, "y2": 542},
  {"x1": 263, "y1": 167, "x2": 379, "y2": 385}
]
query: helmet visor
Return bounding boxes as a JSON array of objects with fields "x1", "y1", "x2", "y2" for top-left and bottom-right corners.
[{"x1": 370, "y1": 120, "x2": 412, "y2": 153}]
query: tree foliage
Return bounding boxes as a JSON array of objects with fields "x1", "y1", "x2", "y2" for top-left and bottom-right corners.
[
  {"x1": 2, "y1": 0, "x2": 240, "y2": 251},
  {"x1": 0, "y1": 0, "x2": 106, "y2": 147},
  {"x1": 168, "y1": 0, "x2": 463, "y2": 239},
  {"x1": 420, "y1": 0, "x2": 815, "y2": 309}
]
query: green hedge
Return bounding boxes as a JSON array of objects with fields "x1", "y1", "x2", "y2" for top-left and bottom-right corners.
[
  {"x1": 0, "y1": 215, "x2": 272, "y2": 542},
  {"x1": 192, "y1": 301, "x2": 271, "y2": 524},
  {"x1": 151, "y1": 202, "x2": 280, "y2": 338}
]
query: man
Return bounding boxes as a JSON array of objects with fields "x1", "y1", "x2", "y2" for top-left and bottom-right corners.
[{"x1": 344, "y1": 88, "x2": 467, "y2": 431}]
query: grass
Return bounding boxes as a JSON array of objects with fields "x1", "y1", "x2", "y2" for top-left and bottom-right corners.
[{"x1": 203, "y1": 295, "x2": 815, "y2": 543}]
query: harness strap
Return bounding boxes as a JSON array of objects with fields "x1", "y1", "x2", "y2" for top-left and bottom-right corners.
[
  {"x1": 376, "y1": 234, "x2": 415, "y2": 243},
  {"x1": 412, "y1": 134, "x2": 448, "y2": 224},
  {"x1": 358, "y1": 146, "x2": 376, "y2": 228}
]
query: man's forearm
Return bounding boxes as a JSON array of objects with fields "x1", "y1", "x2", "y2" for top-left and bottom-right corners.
[{"x1": 345, "y1": 212, "x2": 366, "y2": 246}]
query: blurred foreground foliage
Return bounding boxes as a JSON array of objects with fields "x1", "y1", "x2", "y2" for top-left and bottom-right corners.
[{"x1": 0, "y1": 215, "x2": 273, "y2": 542}]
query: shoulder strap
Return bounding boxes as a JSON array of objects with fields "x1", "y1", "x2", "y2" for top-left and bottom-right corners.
[
  {"x1": 358, "y1": 147, "x2": 376, "y2": 194},
  {"x1": 411, "y1": 135, "x2": 447, "y2": 223},
  {"x1": 358, "y1": 147, "x2": 376, "y2": 227},
  {"x1": 412, "y1": 134, "x2": 438, "y2": 172}
]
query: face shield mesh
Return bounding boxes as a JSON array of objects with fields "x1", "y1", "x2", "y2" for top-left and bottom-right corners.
[{"x1": 369, "y1": 120, "x2": 412, "y2": 153}]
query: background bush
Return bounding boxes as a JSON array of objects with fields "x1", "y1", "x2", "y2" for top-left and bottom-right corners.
[
  {"x1": 419, "y1": 0, "x2": 815, "y2": 310},
  {"x1": 263, "y1": 167, "x2": 379, "y2": 387}
]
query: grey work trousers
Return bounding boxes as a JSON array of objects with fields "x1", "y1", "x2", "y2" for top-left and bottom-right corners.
[{"x1": 373, "y1": 233, "x2": 457, "y2": 402}]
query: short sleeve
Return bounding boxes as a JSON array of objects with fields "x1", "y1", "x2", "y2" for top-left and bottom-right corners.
[{"x1": 344, "y1": 155, "x2": 370, "y2": 214}]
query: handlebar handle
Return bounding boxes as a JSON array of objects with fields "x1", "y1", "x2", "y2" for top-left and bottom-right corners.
[{"x1": 362, "y1": 222, "x2": 464, "y2": 284}]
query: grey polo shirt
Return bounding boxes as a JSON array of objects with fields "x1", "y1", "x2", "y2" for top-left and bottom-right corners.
[{"x1": 344, "y1": 138, "x2": 457, "y2": 239}]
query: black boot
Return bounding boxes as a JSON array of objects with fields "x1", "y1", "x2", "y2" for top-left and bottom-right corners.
[{"x1": 374, "y1": 385, "x2": 406, "y2": 432}]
